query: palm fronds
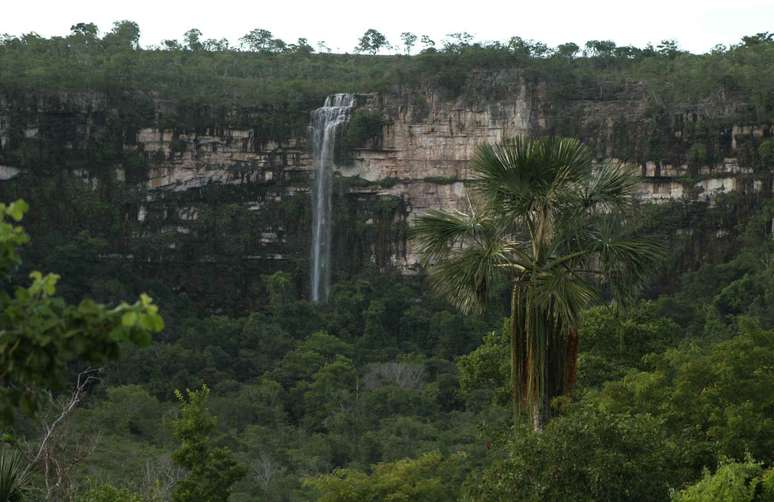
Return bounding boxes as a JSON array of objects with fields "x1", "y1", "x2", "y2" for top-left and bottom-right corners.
[
  {"x1": 411, "y1": 209, "x2": 487, "y2": 263},
  {"x1": 413, "y1": 208, "x2": 510, "y2": 313},
  {"x1": 412, "y1": 136, "x2": 663, "y2": 429},
  {"x1": 0, "y1": 448, "x2": 27, "y2": 502},
  {"x1": 472, "y1": 137, "x2": 592, "y2": 215}
]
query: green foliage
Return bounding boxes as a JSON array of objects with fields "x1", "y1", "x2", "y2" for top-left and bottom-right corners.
[
  {"x1": 585, "y1": 40, "x2": 617, "y2": 57},
  {"x1": 759, "y1": 140, "x2": 774, "y2": 166},
  {"x1": 356, "y1": 29, "x2": 389, "y2": 55},
  {"x1": 240, "y1": 28, "x2": 278, "y2": 53},
  {"x1": 274, "y1": 331, "x2": 353, "y2": 385},
  {"x1": 27, "y1": 209, "x2": 774, "y2": 500},
  {"x1": 400, "y1": 32, "x2": 418, "y2": 55},
  {"x1": 672, "y1": 459, "x2": 766, "y2": 502},
  {"x1": 82, "y1": 385, "x2": 166, "y2": 440},
  {"x1": 2, "y1": 25, "x2": 774, "y2": 134},
  {"x1": 762, "y1": 469, "x2": 774, "y2": 500},
  {"x1": 102, "y1": 20, "x2": 141, "y2": 50},
  {"x1": 594, "y1": 318, "x2": 774, "y2": 464},
  {"x1": 578, "y1": 303, "x2": 683, "y2": 387},
  {"x1": 1, "y1": 22, "x2": 773, "y2": 502},
  {"x1": 66, "y1": 269, "x2": 495, "y2": 498},
  {"x1": 0, "y1": 200, "x2": 164, "y2": 420},
  {"x1": 171, "y1": 385, "x2": 247, "y2": 502},
  {"x1": 79, "y1": 482, "x2": 143, "y2": 502},
  {"x1": 413, "y1": 137, "x2": 663, "y2": 428},
  {"x1": 470, "y1": 408, "x2": 679, "y2": 501},
  {"x1": 340, "y1": 110, "x2": 386, "y2": 160},
  {"x1": 262, "y1": 271, "x2": 295, "y2": 312},
  {"x1": 556, "y1": 42, "x2": 580, "y2": 58},
  {"x1": 0, "y1": 448, "x2": 27, "y2": 502},
  {"x1": 687, "y1": 143, "x2": 708, "y2": 176},
  {"x1": 300, "y1": 355, "x2": 357, "y2": 428},
  {"x1": 305, "y1": 451, "x2": 467, "y2": 501},
  {"x1": 457, "y1": 329, "x2": 509, "y2": 407}
]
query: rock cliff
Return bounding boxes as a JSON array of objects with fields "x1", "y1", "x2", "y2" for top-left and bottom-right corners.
[{"x1": 0, "y1": 71, "x2": 770, "y2": 307}]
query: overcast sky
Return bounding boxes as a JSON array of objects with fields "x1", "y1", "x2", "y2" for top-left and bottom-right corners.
[{"x1": 3, "y1": 0, "x2": 773, "y2": 54}]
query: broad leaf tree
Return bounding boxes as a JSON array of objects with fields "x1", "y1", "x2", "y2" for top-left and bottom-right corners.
[
  {"x1": 356, "y1": 29, "x2": 388, "y2": 55},
  {"x1": 171, "y1": 385, "x2": 246, "y2": 502},
  {"x1": 0, "y1": 200, "x2": 164, "y2": 422}
]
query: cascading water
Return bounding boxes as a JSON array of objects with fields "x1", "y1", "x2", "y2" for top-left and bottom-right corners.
[{"x1": 309, "y1": 93, "x2": 354, "y2": 303}]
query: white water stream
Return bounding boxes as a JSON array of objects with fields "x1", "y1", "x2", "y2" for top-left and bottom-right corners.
[{"x1": 309, "y1": 93, "x2": 354, "y2": 303}]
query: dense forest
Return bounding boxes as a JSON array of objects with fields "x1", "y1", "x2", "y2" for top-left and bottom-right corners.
[{"x1": 0, "y1": 23, "x2": 773, "y2": 501}]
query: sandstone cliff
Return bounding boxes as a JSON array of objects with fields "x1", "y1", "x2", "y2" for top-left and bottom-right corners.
[{"x1": 0, "y1": 71, "x2": 770, "y2": 306}]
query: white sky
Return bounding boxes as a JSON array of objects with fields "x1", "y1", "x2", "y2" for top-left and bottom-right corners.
[{"x1": 2, "y1": 0, "x2": 773, "y2": 54}]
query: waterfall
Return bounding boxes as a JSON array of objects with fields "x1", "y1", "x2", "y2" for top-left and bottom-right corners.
[{"x1": 309, "y1": 93, "x2": 354, "y2": 303}]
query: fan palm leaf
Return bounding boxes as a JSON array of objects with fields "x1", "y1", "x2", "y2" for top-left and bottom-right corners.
[
  {"x1": 0, "y1": 448, "x2": 27, "y2": 502},
  {"x1": 413, "y1": 136, "x2": 663, "y2": 430}
]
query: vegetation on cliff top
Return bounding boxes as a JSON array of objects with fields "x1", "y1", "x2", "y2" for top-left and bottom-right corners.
[{"x1": 2, "y1": 24, "x2": 774, "y2": 124}]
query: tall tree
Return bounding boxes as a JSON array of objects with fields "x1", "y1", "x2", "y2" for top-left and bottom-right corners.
[
  {"x1": 356, "y1": 29, "x2": 388, "y2": 55},
  {"x1": 584, "y1": 40, "x2": 616, "y2": 57},
  {"x1": 413, "y1": 137, "x2": 661, "y2": 429},
  {"x1": 555, "y1": 42, "x2": 579, "y2": 58},
  {"x1": 68, "y1": 23, "x2": 99, "y2": 45},
  {"x1": 102, "y1": 20, "x2": 140, "y2": 50},
  {"x1": 239, "y1": 28, "x2": 288, "y2": 53},
  {"x1": 741, "y1": 32, "x2": 774, "y2": 47},
  {"x1": 183, "y1": 29, "x2": 204, "y2": 51},
  {"x1": 420, "y1": 35, "x2": 436, "y2": 52},
  {"x1": 657, "y1": 39, "x2": 681, "y2": 58},
  {"x1": 400, "y1": 32, "x2": 418, "y2": 55},
  {"x1": 171, "y1": 386, "x2": 246, "y2": 502}
]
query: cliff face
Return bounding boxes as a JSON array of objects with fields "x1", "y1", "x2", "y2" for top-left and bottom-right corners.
[
  {"x1": 336, "y1": 74, "x2": 765, "y2": 267},
  {"x1": 0, "y1": 72, "x2": 769, "y2": 307}
]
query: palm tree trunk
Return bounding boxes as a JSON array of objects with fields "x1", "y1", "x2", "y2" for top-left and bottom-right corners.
[
  {"x1": 531, "y1": 401, "x2": 547, "y2": 431},
  {"x1": 510, "y1": 285, "x2": 522, "y2": 426},
  {"x1": 510, "y1": 303, "x2": 519, "y2": 425},
  {"x1": 563, "y1": 328, "x2": 579, "y2": 395},
  {"x1": 524, "y1": 302, "x2": 543, "y2": 432},
  {"x1": 533, "y1": 310, "x2": 551, "y2": 432}
]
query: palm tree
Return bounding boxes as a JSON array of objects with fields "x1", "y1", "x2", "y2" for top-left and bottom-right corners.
[
  {"x1": 413, "y1": 137, "x2": 661, "y2": 430},
  {"x1": 0, "y1": 448, "x2": 27, "y2": 502}
]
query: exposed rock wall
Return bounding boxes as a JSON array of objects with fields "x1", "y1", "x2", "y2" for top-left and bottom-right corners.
[
  {"x1": 332, "y1": 81, "x2": 768, "y2": 267},
  {"x1": 0, "y1": 74, "x2": 771, "y2": 306}
]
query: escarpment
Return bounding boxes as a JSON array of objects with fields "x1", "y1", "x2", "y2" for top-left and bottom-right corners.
[{"x1": 1, "y1": 69, "x2": 771, "y2": 309}]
